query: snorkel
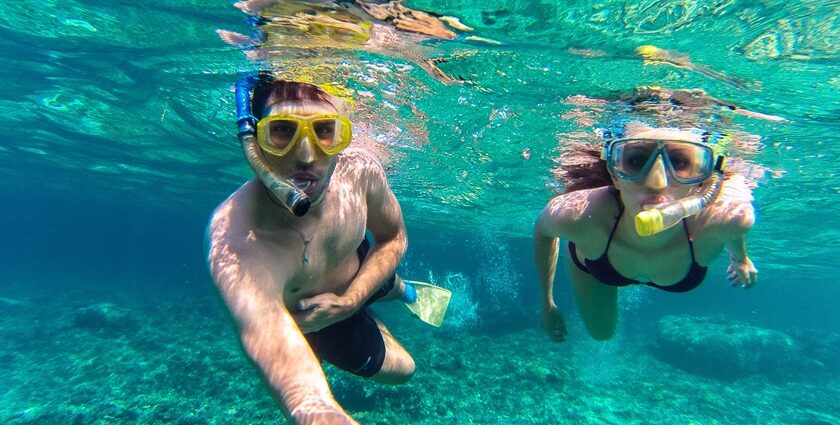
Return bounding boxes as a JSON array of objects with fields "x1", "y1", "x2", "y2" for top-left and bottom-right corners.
[
  {"x1": 235, "y1": 74, "x2": 311, "y2": 216},
  {"x1": 634, "y1": 155, "x2": 725, "y2": 236}
]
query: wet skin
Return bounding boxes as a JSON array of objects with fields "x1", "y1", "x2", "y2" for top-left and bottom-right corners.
[
  {"x1": 534, "y1": 124, "x2": 758, "y2": 342},
  {"x1": 207, "y1": 99, "x2": 414, "y2": 425}
]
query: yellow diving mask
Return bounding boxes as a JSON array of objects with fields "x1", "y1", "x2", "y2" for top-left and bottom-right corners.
[{"x1": 256, "y1": 113, "x2": 352, "y2": 157}]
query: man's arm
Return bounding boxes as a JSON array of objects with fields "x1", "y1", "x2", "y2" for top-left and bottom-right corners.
[
  {"x1": 207, "y1": 208, "x2": 357, "y2": 425},
  {"x1": 293, "y1": 153, "x2": 406, "y2": 331},
  {"x1": 345, "y1": 156, "x2": 407, "y2": 306}
]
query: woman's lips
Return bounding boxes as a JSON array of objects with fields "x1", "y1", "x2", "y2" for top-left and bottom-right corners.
[{"x1": 640, "y1": 195, "x2": 668, "y2": 207}]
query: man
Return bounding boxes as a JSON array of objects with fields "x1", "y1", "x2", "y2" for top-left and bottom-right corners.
[{"x1": 206, "y1": 78, "x2": 421, "y2": 425}]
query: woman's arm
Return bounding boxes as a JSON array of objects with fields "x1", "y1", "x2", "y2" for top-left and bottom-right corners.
[
  {"x1": 533, "y1": 190, "x2": 598, "y2": 341},
  {"x1": 702, "y1": 175, "x2": 759, "y2": 288},
  {"x1": 725, "y1": 233, "x2": 758, "y2": 288}
]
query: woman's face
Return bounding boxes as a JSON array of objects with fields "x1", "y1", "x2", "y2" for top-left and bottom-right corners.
[{"x1": 610, "y1": 125, "x2": 704, "y2": 211}]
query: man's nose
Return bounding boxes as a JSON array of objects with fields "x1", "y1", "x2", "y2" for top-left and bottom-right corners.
[
  {"x1": 643, "y1": 155, "x2": 669, "y2": 190},
  {"x1": 293, "y1": 135, "x2": 317, "y2": 165}
]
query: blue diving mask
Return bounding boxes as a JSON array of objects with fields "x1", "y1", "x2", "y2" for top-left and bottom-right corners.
[{"x1": 603, "y1": 138, "x2": 722, "y2": 185}]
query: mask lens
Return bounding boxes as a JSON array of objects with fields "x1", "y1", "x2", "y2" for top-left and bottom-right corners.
[
  {"x1": 612, "y1": 141, "x2": 658, "y2": 178},
  {"x1": 267, "y1": 119, "x2": 300, "y2": 150},
  {"x1": 312, "y1": 117, "x2": 351, "y2": 153},
  {"x1": 664, "y1": 142, "x2": 713, "y2": 183},
  {"x1": 312, "y1": 119, "x2": 338, "y2": 147}
]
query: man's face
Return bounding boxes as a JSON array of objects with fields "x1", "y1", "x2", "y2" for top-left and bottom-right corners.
[{"x1": 259, "y1": 99, "x2": 342, "y2": 200}]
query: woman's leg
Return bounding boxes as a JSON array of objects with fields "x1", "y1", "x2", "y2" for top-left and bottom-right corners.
[{"x1": 565, "y1": 255, "x2": 619, "y2": 341}]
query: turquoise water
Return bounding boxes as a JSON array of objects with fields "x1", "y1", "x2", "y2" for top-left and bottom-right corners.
[{"x1": 1, "y1": 0, "x2": 838, "y2": 424}]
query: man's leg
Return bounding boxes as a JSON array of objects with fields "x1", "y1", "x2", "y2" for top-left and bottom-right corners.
[
  {"x1": 377, "y1": 275, "x2": 409, "y2": 301},
  {"x1": 304, "y1": 307, "x2": 414, "y2": 383},
  {"x1": 369, "y1": 315, "x2": 414, "y2": 384}
]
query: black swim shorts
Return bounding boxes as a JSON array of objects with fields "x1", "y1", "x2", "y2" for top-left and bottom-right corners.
[{"x1": 303, "y1": 237, "x2": 396, "y2": 378}]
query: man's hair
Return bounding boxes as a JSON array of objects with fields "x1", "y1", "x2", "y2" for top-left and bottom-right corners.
[{"x1": 251, "y1": 78, "x2": 337, "y2": 119}]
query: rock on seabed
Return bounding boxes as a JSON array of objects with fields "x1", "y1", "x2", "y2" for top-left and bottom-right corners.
[{"x1": 652, "y1": 315, "x2": 809, "y2": 380}]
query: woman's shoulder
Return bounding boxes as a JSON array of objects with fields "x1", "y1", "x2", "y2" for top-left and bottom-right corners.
[
  {"x1": 695, "y1": 174, "x2": 755, "y2": 233},
  {"x1": 539, "y1": 186, "x2": 620, "y2": 237}
]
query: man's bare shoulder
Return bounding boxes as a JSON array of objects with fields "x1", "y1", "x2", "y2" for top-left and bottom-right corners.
[
  {"x1": 334, "y1": 147, "x2": 389, "y2": 191},
  {"x1": 208, "y1": 182, "x2": 259, "y2": 248},
  {"x1": 336, "y1": 148, "x2": 385, "y2": 175}
]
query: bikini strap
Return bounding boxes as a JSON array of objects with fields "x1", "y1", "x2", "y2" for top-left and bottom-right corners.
[
  {"x1": 604, "y1": 187, "x2": 624, "y2": 251},
  {"x1": 681, "y1": 219, "x2": 698, "y2": 262}
]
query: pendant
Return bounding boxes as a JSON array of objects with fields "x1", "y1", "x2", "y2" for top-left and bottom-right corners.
[{"x1": 302, "y1": 240, "x2": 311, "y2": 265}]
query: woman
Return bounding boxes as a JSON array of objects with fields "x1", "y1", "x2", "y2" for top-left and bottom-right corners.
[{"x1": 534, "y1": 119, "x2": 758, "y2": 341}]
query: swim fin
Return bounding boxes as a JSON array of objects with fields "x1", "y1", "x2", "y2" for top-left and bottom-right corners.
[{"x1": 402, "y1": 280, "x2": 451, "y2": 327}]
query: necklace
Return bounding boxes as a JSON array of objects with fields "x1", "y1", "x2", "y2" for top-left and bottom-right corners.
[{"x1": 263, "y1": 185, "x2": 320, "y2": 265}]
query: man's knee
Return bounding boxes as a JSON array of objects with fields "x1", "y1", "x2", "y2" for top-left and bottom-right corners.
[
  {"x1": 371, "y1": 351, "x2": 414, "y2": 384},
  {"x1": 373, "y1": 361, "x2": 414, "y2": 384}
]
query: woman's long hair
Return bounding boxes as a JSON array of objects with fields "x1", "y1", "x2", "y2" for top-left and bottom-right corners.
[{"x1": 553, "y1": 141, "x2": 611, "y2": 193}]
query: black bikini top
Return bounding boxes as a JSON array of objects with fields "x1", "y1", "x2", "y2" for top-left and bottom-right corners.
[{"x1": 569, "y1": 189, "x2": 708, "y2": 293}]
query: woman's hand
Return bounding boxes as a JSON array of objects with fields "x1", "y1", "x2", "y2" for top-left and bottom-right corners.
[
  {"x1": 727, "y1": 255, "x2": 758, "y2": 288},
  {"x1": 541, "y1": 304, "x2": 568, "y2": 342},
  {"x1": 293, "y1": 293, "x2": 358, "y2": 333}
]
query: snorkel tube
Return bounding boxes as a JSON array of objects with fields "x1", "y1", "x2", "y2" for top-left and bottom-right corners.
[
  {"x1": 635, "y1": 156, "x2": 725, "y2": 236},
  {"x1": 235, "y1": 74, "x2": 311, "y2": 216}
]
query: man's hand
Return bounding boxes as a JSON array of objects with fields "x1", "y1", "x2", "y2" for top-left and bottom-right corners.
[
  {"x1": 293, "y1": 293, "x2": 358, "y2": 333},
  {"x1": 291, "y1": 403, "x2": 359, "y2": 425},
  {"x1": 727, "y1": 255, "x2": 758, "y2": 288},
  {"x1": 541, "y1": 304, "x2": 567, "y2": 342}
]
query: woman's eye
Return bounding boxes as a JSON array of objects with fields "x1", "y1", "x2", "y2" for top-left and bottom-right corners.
[
  {"x1": 623, "y1": 149, "x2": 651, "y2": 169},
  {"x1": 628, "y1": 153, "x2": 647, "y2": 166},
  {"x1": 670, "y1": 154, "x2": 690, "y2": 170}
]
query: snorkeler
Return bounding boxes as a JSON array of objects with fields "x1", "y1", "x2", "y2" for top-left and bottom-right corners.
[
  {"x1": 206, "y1": 76, "x2": 449, "y2": 424},
  {"x1": 635, "y1": 45, "x2": 752, "y2": 90},
  {"x1": 534, "y1": 117, "x2": 758, "y2": 341}
]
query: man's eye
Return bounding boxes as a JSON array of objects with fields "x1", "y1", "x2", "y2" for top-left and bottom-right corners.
[
  {"x1": 272, "y1": 123, "x2": 296, "y2": 138},
  {"x1": 314, "y1": 122, "x2": 336, "y2": 138}
]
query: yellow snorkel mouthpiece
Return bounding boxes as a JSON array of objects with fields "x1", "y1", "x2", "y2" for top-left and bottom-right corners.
[
  {"x1": 634, "y1": 156, "x2": 726, "y2": 237},
  {"x1": 635, "y1": 209, "x2": 665, "y2": 237}
]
